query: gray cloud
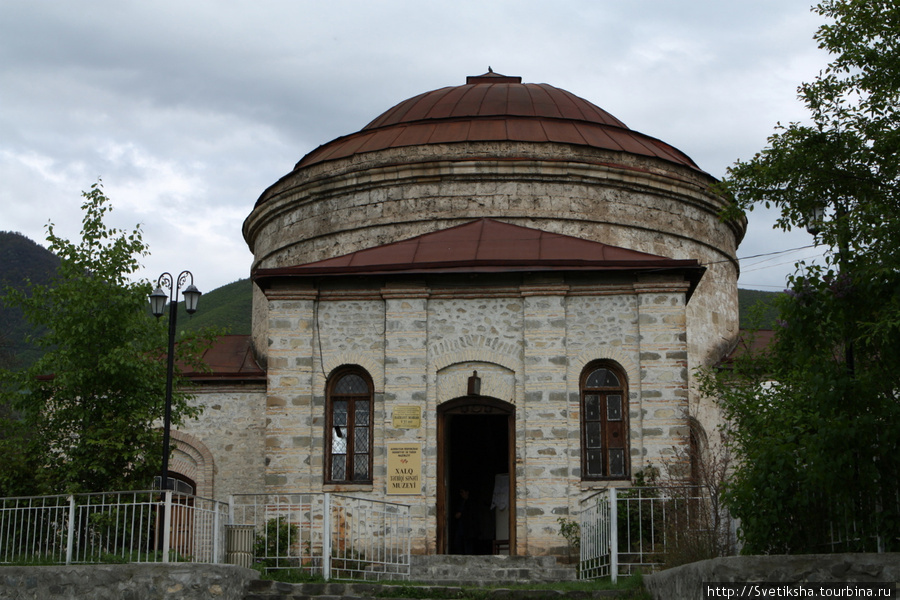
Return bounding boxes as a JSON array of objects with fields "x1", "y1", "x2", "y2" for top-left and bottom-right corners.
[{"x1": 1, "y1": 0, "x2": 827, "y2": 293}]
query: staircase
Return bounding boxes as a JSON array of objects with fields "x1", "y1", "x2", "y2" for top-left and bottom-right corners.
[
  {"x1": 409, "y1": 555, "x2": 576, "y2": 585},
  {"x1": 244, "y1": 580, "x2": 629, "y2": 600},
  {"x1": 243, "y1": 555, "x2": 634, "y2": 600}
]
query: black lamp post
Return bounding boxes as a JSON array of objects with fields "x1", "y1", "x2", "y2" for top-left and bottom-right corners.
[
  {"x1": 149, "y1": 271, "x2": 201, "y2": 493},
  {"x1": 805, "y1": 204, "x2": 854, "y2": 378}
]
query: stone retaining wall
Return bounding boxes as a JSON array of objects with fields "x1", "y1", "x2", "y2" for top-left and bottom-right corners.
[
  {"x1": 0, "y1": 564, "x2": 257, "y2": 600},
  {"x1": 643, "y1": 554, "x2": 900, "y2": 600}
]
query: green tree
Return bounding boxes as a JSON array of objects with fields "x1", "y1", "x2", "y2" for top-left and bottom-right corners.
[
  {"x1": 705, "y1": 0, "x2": 900, "y2": 553},
  {"x1": 0, "y1": 182, "x2": 209, "y2": 495}
]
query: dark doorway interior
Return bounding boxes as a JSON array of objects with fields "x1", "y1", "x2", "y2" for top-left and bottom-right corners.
[{"x1": 447, "y1": 413, "x2": 509, "y2": 555}]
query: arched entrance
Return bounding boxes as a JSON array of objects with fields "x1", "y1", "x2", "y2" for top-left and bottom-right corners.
[{"x1": 437, "y1": 397, "x2": 515, "y2": 555}]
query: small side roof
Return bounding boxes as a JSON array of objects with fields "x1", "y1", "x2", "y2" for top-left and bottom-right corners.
[
  {"x1": 719, "y1": 329, "x2": 776, "y2": 367},
  {"x1": 181, "y1": 334, "x2": 265, "y2": 383},
  {"x1": 253, "y1": 218, "x2": 705, "y2": 297}
]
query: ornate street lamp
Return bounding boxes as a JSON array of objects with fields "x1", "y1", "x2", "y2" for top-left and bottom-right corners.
[
  {"x1": 805, "y1": 205, "x2": 826, "y2": 236},
  {"x1": 149, "y1": 271, "x2": 201, "y2": 493}
]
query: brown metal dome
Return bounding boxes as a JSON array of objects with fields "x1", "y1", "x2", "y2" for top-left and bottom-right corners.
[{"x1": 294, "y1": 71, "x2": 702, "y2": 171}]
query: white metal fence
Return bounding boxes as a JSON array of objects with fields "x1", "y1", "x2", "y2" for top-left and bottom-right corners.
[
  {"x1": 579, "y1": 486, "x2": 736, "y2": 582},
  {"x1": 578, "y1": 488, "x2": 614, "y2": 580},
  {"x1": 808, "y1": 489, "x2": 899, "y2": 554},
  {"x1": 229, "y1": 493, "x2": 411, "y2": 580},
  {"x1": 0, "y1": 491, "x2": 411, "y2": 580},
  {"x1": 0, "y1": 491, "x2": 228, "y2": 565}
]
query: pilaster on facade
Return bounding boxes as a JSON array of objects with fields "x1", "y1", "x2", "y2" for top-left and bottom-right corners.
[
  {"x1": 381, "y1": 286, "x2": 430, "y2": 544},
  {"x1": 521, "y1": 290, "x2": 569, "y2": 553},
  {"x1": 265, "y1": 293, "x2": 316, "y2": 492},
  {"x1": 634, "y1": 282, "x2": 691, "y2": 476},
  {"x1": 382, "y1": 291, "x2": 429, "y2": 444}
]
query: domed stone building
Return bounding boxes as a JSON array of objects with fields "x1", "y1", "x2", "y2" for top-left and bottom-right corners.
[{"x1": 181, "y1": 71, "x2": 745, "y2": 558}]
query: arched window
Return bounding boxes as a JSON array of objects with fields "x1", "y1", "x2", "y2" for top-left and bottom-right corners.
[
  {"x1": 581, "y1": 362, "x2": 629, "y2": 480},
  {"x1": 325, "y1": 368, "x2": 373, "y2": 484}
]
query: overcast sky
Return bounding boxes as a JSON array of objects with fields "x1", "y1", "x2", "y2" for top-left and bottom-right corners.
[{"x1": 1, "y1": 1, "x2": 832, "y2": 294}]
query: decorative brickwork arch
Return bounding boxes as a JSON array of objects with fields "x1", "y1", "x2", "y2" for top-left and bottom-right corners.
[
  {"x1": 430, "y1": 335, "x2": 521, "y2": 374},
  {"x1": 431, "y1": 337, "x2": 521, "y2": 406},
  {"x1": 169, "y1": 430, "x2": 215, "y2": 498},
  {"x1": 321, "y1": 352, "x2": 384, "y2": 393},
  {"x1": 435, "y1": 360, "x2": 516, "y2": 406},
  {"x1": 567, "y1": 349, "x2": 639, "y2": 388},
  {"x1": 687, "y1": 415, "x2": 708, "y2": 484}
]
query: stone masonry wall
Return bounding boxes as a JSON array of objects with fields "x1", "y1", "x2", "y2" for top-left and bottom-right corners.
[
  {"x1": 644, "y1": 554, "x2": 900, "y2": 600},
  {"x1": 260, "y1": 275, "x2": 691, "y2": 556},
  {"x1": 178, "y1": 385, "x2": 267, "y2": 500},
  {"x1": 0, "y1": 564, "x2": 255, "y2": 600}
]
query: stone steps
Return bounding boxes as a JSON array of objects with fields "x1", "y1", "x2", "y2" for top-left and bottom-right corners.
[
  {"x1": 409, "y1": 555, "x2": 577, "y2": 585},
  {"x1": 243, "y1": 556, "x2": 627, "y2": 600},
  {"x1": 244, "y1": 580, "x2": 628, "y2": 600}
]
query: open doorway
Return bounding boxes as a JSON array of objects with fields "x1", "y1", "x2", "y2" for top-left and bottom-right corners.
[{"x1": 437, "y1": 398, "x2": 515, "y2": 555}]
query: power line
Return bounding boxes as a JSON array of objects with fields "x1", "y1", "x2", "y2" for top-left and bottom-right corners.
[
  {"x1": 700, "y1": 244, "x2": 820, "y2": 268},
  {"x1": 698, "y1": 244, "x2": 828, "y2": 290}
]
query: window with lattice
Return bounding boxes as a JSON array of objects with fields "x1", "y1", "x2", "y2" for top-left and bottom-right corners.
[
  {"x1": 581, "y1": 363, "x2": 629, "y2": 480},
  {"x1": 325, "y1": 369, "x2": 373, "y2": 484}
]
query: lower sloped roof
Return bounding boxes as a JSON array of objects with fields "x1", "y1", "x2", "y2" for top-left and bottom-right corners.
[{"x1": 253, "y1": 218, "x2": 704, "y2": 295}]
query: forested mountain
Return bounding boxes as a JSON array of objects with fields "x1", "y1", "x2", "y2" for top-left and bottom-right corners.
[
  {"x1": 178, "y1": 278, "x2": 252, "y2": 336},
  {"x1": 0, "y1": 232, "x2": 60, "y2": 368},
  {"x1": 737, "y1": 288, "x2": 782, "y2": 329},
  {"x1": 0, "y1": 231, "x2": 250, "y2": 369}
]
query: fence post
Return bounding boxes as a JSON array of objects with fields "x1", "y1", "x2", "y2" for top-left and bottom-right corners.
[
  {"x1": 162, "y1": 491, "x2": 172, "y2": 563},
  {"x1": 65, "y1": 495, "x2": 76, "y2": 565},
  {"x1": 322, "y1": 493, "x2": 331, "y2": 580},
  {"x1": 213, "y1": 499, "x2": 221, "y2": 564},
  {"x1": 609, "y1": 488, "x2": 618, "y2": 583}
]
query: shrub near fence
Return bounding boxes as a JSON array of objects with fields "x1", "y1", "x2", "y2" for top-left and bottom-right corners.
[
  {"x1": 579, "y1": 486, "x2": 737, "y2": 582},
  {"x1": 229, "y1": 493, "x2": 411, "y2": 581}
]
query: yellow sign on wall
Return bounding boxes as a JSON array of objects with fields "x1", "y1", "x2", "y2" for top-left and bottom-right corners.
[
  {"x1": 392, "y1": 405, "x2": 421, "y2": 429},
  {"x1": 386, "y1": 443, "x2": 422, "y2": 495}
]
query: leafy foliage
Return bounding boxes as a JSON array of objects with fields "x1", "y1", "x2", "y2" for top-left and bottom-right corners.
[
  {"x1": 706, "y1": 0, "x2": 900, "y2": 553},
  {"x1": 254, "y1": 517, "x2": 301, "y2": 570},
  {"x1": 556, "y1": 516, "x2": 580, "y2": 564},
  {"x1": 0, "y1": 182, "x2": 211, "y2": 495}
]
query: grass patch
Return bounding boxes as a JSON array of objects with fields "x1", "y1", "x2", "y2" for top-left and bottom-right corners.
[
  {"x1": 254, "y1": 566, "x2": 651, "y2": 599},
  {"x1": 3, "y1": 554, "x2": 62, "y2": 566},
  {"x1": 370, "y1": 572, "x2": 650, "y2": 599},
  {"x1": 617, "y1": 572, "x2": 652, "y2": 600},
  {"x1": 253, "y1": 566, "x2": 324, "y2": 584}
]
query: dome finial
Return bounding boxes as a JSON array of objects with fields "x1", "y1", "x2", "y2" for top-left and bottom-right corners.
[{"x1": 467, "y1": 70, "x2": 521, "y2": 84}]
